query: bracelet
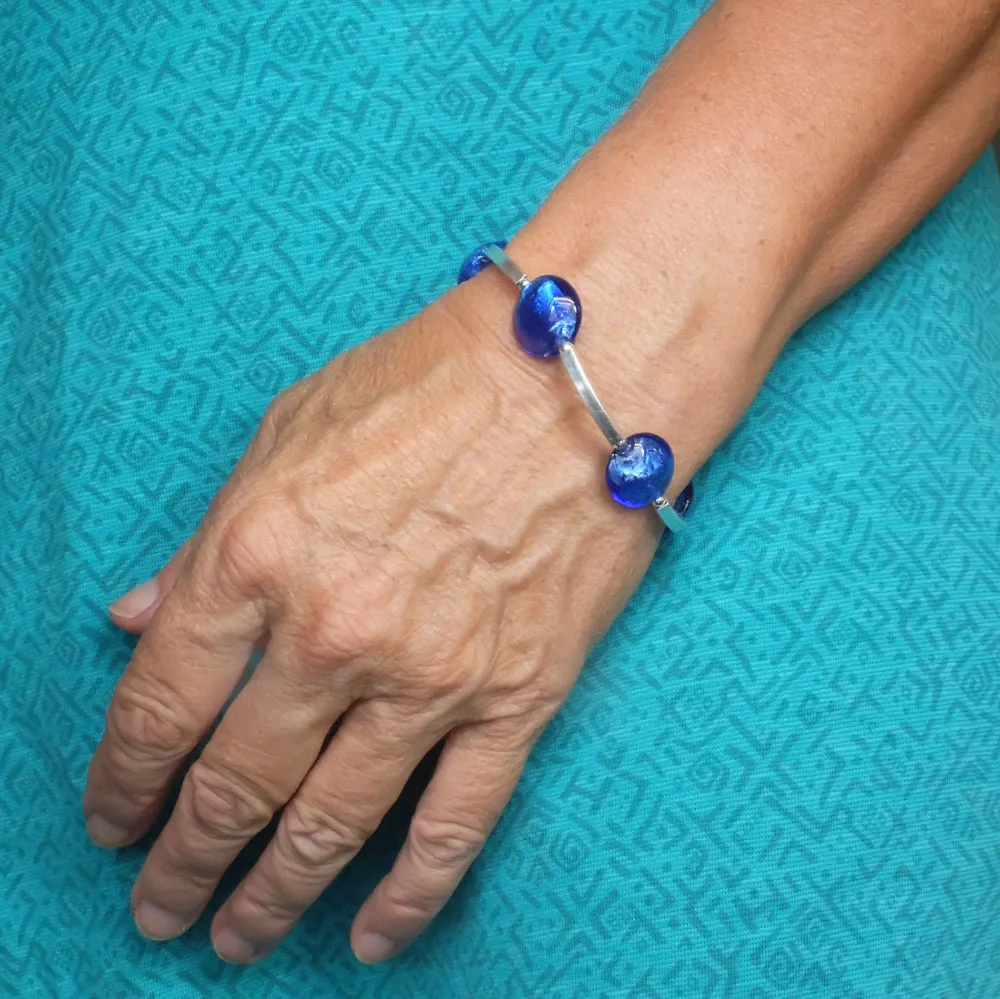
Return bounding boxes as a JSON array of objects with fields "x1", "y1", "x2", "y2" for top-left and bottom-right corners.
[{"x1": 457, "y1": 241, "x2": 694, "y2": 533}]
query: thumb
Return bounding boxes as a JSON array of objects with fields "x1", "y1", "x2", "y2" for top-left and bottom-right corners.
[
  {"x1": 108, "y1": 538, "x2": 193, "y2": 632},
  {"x1": 107, "y1": 393, "x2": 287, "y2": 633}
]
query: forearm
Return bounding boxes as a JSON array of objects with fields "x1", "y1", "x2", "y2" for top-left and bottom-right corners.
[
  {"x1": 449, "y1": 0, "x2": 1000, "y2": 506},
  {"x1": 601, "y1": 0, "x2": 1000, "y2": 330}
]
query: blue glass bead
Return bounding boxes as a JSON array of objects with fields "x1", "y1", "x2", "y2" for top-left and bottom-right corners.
[
  {"x1": 513, "y1": 275, "x2": 581, "y2": 358},
  {"x1": 457, "y1": 240, "x2": 508, "y2": 283},
  {"x1": 674, "y1": 480, "x2": 694, "y2": 518},
  {"x1": 605, "y1": 433, "x2": 675, "y2": 508}
]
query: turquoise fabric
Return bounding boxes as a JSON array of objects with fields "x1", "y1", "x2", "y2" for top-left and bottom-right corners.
[{"x1": 2, "y1": 1, "x2": 1000, "y2": 996}]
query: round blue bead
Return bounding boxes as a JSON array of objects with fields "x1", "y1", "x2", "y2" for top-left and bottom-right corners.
[
  {"x1": 513, "y1": 275, "x2": 581, "y2": 358},
  {"x1": 457, "y1": 240, "x2": 508, "y2": 283},
  {"x1": 605, "y1": 433, "x2": 675, "y2": 508}
]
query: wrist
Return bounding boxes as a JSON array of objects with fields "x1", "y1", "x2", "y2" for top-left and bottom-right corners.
[
  {"x1": 448, "y1": 212, "x2": 783, "y2": 507},
  {"x1": 439, "y1": 228, "x2": 756, "y2": 517}
]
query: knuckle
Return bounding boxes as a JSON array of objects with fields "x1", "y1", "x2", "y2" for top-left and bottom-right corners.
[
  {"x1": 493, "y1": 683, "x2": 563, "y2": 727},
  {"x1": 265, "y1": 380, "x2": 308, "y2": 425},
  {"x1": 279, "y1": 798, "x2": 370, "y2": 868},
  {"x1": 408, "y1": 813, "x2": 486, "y2": 872},
  {"x1": 393, "y1": 653, "x2": 482, "y2": 712},
  {"x1": 294, "y1": 584, "x2": 394, "y2": 668},
  {"x1": 106, "y1": 672, "x2": 199, "y2": 760},
  {"x1": 233, "y1": 874, "x2": 300, "y2": 925},
  {"x1": 260, "y1": 394, "x2": 288, "y2": 434},
  {"x1": 212, "y1": 500, "x2": 287, "y2": 591},
  {"x1": 380, "y1": 877, "x2": 444, "y2": 917},
  {"x1": 184, "y1": 759, "x2": 276, "y2": 840},
  {"x1": 429, "y1": 657, "x2": 479, "y2": 700},
  {"x1": 483, "y1": 654, "x2": 568, "y2": 723}
]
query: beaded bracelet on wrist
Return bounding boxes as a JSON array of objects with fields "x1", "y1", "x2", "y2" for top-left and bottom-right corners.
[{"x1": 458, "y1": 241, "x2": 694, "y2": 533}]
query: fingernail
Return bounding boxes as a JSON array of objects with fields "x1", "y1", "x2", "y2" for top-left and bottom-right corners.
[
  {"x1": 109, "y1": 577, "x2": 159, "y2": 619},
  {"x1": 353, "y1": 931, "x2": 401, "y2": 964},
  {"x1": 86, "y1": 813, "x2": 131, "y2": 848},
  {"x1": 135, "y1": 900, "x2": 189, "y2": 941},
  {"x1": 214, "y1": 927, "x2": 266, "y2": 964}
]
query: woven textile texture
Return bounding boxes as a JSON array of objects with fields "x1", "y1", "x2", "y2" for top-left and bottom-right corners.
[{"x1": 2, "y1": 1, "x2": 1000, "y2": 997}]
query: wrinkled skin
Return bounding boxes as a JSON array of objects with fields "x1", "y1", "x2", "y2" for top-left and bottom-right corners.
[{"x1": 82, "y1": 272, "x2": 666, "y2": 965}]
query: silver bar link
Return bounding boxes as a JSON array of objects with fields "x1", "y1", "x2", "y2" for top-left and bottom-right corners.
[
  {"x1": 558, "y1": 342, "x2": 625, "y2": 449},
  {"x1": 652, "y1": 495, "x2": 687, "y2": 533},
  {"x1": 484, "y1": 243, "x2": 530, "y2": 290}
]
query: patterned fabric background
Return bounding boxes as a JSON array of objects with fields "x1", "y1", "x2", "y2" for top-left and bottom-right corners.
[{"x1": 2, "y1": 1, "x2": 1000, "y2": 996}]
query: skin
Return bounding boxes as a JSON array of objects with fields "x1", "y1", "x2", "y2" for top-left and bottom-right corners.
[{"x1": 83, "y1": 0, "x2": 1000, "y2": 967}]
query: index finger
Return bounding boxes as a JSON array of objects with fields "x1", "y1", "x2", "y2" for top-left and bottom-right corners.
[{"x1": 83, "y1": 551, "x2": 267, "y2": 848}]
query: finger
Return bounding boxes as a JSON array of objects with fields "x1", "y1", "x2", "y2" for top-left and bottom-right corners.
[
  {"x1": 108, "y1": 538, "x2": 193, "y2": 630},
  {"x1": 127, "y1": 641, "x2": 349, "y2": 942},
  {"x1": 84, "y1": 551, "x2": 267, "y2": 849},
  {"x1": 350, "y1": 721, "x2": 534, "y2": 964},
  {"x1": 210, "y1": 701, "x2": 448, "y2": 965}
]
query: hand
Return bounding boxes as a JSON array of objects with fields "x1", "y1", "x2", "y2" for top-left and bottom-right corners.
[{"x1": 83, "y1": 265, "x2": 669, "y2": 966}]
